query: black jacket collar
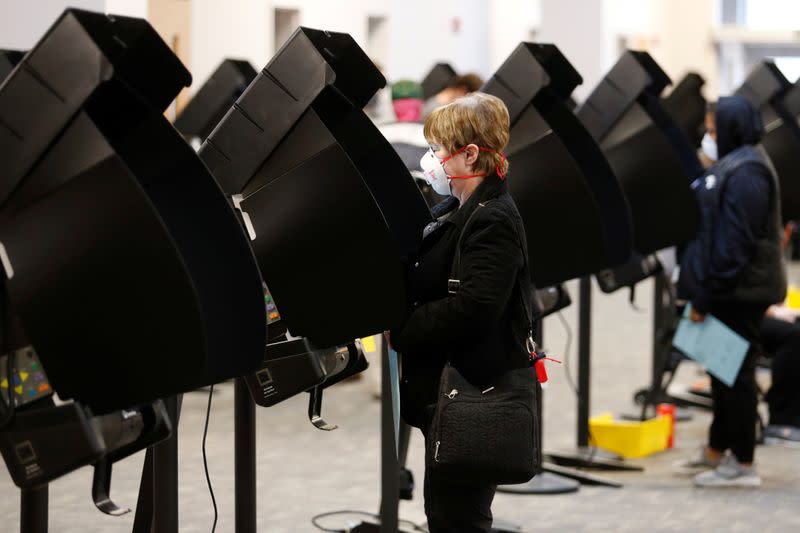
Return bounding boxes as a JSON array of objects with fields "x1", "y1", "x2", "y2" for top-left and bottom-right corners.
[{"x1": 432, "y1": 174, "x2": 507, "y2": 229}]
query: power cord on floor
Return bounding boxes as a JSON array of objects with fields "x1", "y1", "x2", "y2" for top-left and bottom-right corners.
[
  {"x1": 310, "y1": 510, "x2": 429, "y2": 532},
  {"x1": 555, "y1": 311, "x2": 599, "y2": 460},
  {"x1": 202, "y1": 384, "x2": 218, "y2": 533}
]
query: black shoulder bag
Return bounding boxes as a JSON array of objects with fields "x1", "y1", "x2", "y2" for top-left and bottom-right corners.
[{"x1": 426, "y1": 201, "x2": 541, "y2": 485}]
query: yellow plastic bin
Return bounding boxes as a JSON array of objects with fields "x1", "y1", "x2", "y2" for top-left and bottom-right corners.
[
  {"x1": 589, "y1": 413, "x2": 671, "y2": 459},
  {"x1": 786, "y1": 285, "x2": 800, "y2": 309}
]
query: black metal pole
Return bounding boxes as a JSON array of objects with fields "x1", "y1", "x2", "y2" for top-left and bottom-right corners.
[
  {"x1": 379, "y1": 340, "x2": 399, "y2": 531},
  {"x1": 235, "y1": 378, "x2": 257, "y2": 533},
  {"x1": 577, "y1": 277, "x2": 592, "y2": 447},
  {"x1": 152, "y1": 395, "x2": 180, "y2": 533},
  {"x1": 20, "y1": 486, "x2": 48, "y2": 533},
  {"x1": 398, "y1": 421, "x2": 412, "y2": 468},
  {"x1": 639, "y1": 274, "x2": 669, "y2": 421},
  {"x1": 131, "y1": 448, "x2": 154, "y2": 533},
  {"x1": 652, "y1": 274, "x2": 667, "y2": 389}
]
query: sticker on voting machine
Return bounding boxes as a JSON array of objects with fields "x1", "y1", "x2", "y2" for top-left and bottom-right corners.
[{"x1": 672, "y1": 305, "x2": 750, "y2": 387}]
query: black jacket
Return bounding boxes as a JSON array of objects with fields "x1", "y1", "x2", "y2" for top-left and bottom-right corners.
[
  {"x1": 392, "y1": 175, "x2": 532, "y2": 429},
  {"x1": 678, "y1": 96, "x2": 786, "y2": 313}
]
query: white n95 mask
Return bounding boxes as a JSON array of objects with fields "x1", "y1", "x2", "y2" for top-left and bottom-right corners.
[
  {"x1": 420, "y1": 149, "x2": 451, "y2": 196},
  {"x1": 701, "y1": 133, "x2": 718, "y2": 162}
]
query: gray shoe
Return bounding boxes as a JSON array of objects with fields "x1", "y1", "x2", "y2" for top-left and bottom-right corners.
[
  {"x1": 764, "y1": 425, "x2": 800, "y2": 448},
  {"x1": 672, "y1": 446, "x2": 722, "y2": 475},
  {"x1": 693, "y1": 455, "x2": 761, "y2": 488}
]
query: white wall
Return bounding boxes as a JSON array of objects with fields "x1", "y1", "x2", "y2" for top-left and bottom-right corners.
[
  {"x1": 190, "y1": 0, "x2": 271, "y2": 93},
  {"x1": 538, "y1": 0, "x2": 613, "y2": 101},
  {"x1": 106, "y1": 0, "x2": 147, "y2": 18},
  {"x1": 0, "y1": 0, "x2": 734, "y2": 106},
  {"x1": 649, "y1": 0, "x2": 719, "y2": 99},
  {"x1": 387, "y1": 0, "x2": 491, "y2": 82},
  {"x1": 0, "y1": 0, "x2": 153, "y2": 51},
  {"x1": 488, "y1": 0, "x2": 541, "y2": 73},
  {"x1": 190, "y1": 0, "x2": 391, "y2": 93},
  {"x1": 536, "y1": 0, "x2": 720, "y2": 102},
  {"x1": 0, "y1": 0, "x2": 104, "y2": 49},
  {"x1": 278, "y1": 0, "x2": 388, "y2": 45},
  {"x1": 191, "y1": 0, "x2": 495, "y2": 89},
  {"x1": 745, "y1": 0, "x2": 800, "y2": 30}
]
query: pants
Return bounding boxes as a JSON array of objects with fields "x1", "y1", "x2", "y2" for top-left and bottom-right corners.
[
  {"x1": 422, "y1": 431, "x2": 496, "y2": 533},
  {"x1": 708, "y1": 305, "x2": 766, "y2": 464},
  {"x1": 761, "y1": 316, "x2": 800, "y2": 427}
]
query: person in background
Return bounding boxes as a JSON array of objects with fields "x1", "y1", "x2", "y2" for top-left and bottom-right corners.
[
  {"x1": 677, "y1": 96, "x2": 787, "y2": 487},
  {"x1": 761, "y1": 304, "x2": 800, "y2": 444},
  {"x1": 391, "y1": 79, "x2": 425, "y2": 122},
  {"x1": 698, "y1": 101, "x2": 717, "y2": 169},
  {"x1": 694, "y1": 101, "x2": 800, "y2": 447},
  {"x1": 422, "y1": 73, "x2": 485, "y2": 118}
]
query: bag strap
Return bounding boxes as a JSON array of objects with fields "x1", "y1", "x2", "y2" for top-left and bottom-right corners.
[{"x1": 448, "y1": 200, "x2": 535, "y2": 348}]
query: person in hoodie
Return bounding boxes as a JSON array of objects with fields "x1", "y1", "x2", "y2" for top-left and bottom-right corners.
[
  {"x1": 677, "y1": 96, "x2": 787, "y2": 487},
  {"x1": 692, "y1": 102, "x2": 800, "y2": 447}
]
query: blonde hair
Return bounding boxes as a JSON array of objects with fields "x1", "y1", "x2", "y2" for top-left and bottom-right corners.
[{"x1": 423, "y1": 92, "x2": 510, "y2": 176}]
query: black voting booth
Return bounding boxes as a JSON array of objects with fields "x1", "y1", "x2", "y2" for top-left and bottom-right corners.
[
  {"x1": 198, "y1": 27, "x2": 432, "y2": 532},
  {"x1": 0, "y1": 8, "x2": 266, "y2": 414},
  {"x1": 420, "y1": 62, "x2": 457, "y2": 99},
  {"x1": 577, "y1": 51, "x2": 701, "y2": 296},
  {"x1": 735, "y1": 61, "x2": 800, "y2": 222},
  {"x1": 0, "y1": 9, "x2": 268, "y2": 531},
  {"x1": 0, "y1": 49, "x2": 25, "y2": 81},
  {"x1": 479, "y1": 43, "x2": 636, "y2": 494},
  {"x1": 663, "y1": 73, "x2": 707, "y2": 149},
  {"x1": 576, "y1": 52, "x2": 702, "y2": 423},
  {"x1": 174, "y1": 58, "x2": 258, "y2": 142},
  {"x1": 482, "y1": 43, "x2": 632, "y2": 288},
  {"x1": 201, "y1": 27, "x2": 431, "y2": 348},
  {"x1": 775, "y1": 81, "x2": 800, "y2": 224}
]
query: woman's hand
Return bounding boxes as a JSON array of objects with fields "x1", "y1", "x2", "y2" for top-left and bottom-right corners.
[
  {"x1": 767, "y1": 304, "x2": 799, "y2": 323},
  {"x1": 689, "y1": 307, "x2": 706, "y2": 323}
]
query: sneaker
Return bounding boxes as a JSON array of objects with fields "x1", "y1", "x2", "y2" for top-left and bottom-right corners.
[
  {"x1": 764, "y1": 425, "x2": 800, "y2": 448},
  {"x1": 673, "y1": 446, "x2": 722, "y2": 475},
  {"x1": 693, "y1": 455, "x2": 761, "y2": 488}
]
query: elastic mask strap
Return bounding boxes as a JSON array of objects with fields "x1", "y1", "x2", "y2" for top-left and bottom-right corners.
[{"x1": 441, "y1": 146, "x2": 508, "y2": 180}]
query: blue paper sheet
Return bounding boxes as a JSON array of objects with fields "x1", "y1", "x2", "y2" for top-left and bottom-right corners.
[{"x1": 672, "y1": 305, "x2": 750, "y2": 387}]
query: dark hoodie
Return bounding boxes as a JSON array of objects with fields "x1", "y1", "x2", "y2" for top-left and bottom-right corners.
[{"x1": 679, "y1": 95, "x2": 786, "y2": 313}]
